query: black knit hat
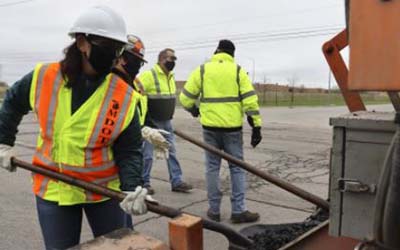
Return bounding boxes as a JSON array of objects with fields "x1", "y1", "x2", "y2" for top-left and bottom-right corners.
[{"x1": 216, "y1": 39, "x2": 235, "y2": 56}]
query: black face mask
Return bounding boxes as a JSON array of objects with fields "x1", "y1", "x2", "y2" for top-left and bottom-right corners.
[
  {"x1": 122, "y1": 53, "x2": 143, "y2": 81},
  {"x1": 87, "y1": 43, "x2": 116, "y2": 76},
  {"x1": 164, "y1": 61, "x2": 175, "y2": 72}
]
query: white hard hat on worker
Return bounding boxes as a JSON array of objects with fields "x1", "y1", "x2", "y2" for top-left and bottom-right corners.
[
  {"x1": 69, "y1": 6, "x2": 128, "y2": 77},
  {"x1": 69, "y1": 5, "x2": 128, "y2": 43}
]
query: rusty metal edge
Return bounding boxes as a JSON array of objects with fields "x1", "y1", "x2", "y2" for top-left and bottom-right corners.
[
  {"x1": 322, "y1": 29, "x2": 366, "y2": 113},
  {"x1": 277, "y1": 221, "x2": 329, "y2": 250}
]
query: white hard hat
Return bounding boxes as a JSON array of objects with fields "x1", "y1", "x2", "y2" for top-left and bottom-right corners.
[{"x1": 69, "y1": 5, "x2": 127, "y2": 44}]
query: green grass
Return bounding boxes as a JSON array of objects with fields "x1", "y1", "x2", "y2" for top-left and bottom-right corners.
[
  {"x1": 175, "y1": 86, "x2": 391, "y2": 108},
  {"x1": 174, "y1": 91, "x2": 390, "y2": 108},
  {"x1": 257, "y1": 92, "x2": 390, "y2": 107}
]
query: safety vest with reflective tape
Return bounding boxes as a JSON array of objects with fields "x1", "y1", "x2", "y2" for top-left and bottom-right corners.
[
  {"x1": 133, "y1": 78, "x2": 148, "y2": 126},
  {"x1": 180, "y1": 53, "x2": 262, "y2": 128},
  {"x1": 138, "y1": 64, "x2": 176, "y2": 121},
  {"x1": 29, "y1": 62, "x2": 138, "y2": 205}
]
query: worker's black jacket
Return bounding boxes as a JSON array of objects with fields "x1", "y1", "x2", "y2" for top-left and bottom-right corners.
[{"x1": 0, "y1": 71, "x2": 143, "y2": 191}]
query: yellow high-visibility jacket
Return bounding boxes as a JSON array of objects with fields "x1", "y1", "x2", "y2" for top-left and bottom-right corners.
[
  {"x1": 138, "y1": 64, "x2": 176, "y2": 121},
  {"x1": 180, "y1": 53, "x2": 262, "y2": 128},
  {"x1": 133, "y1": 78, "x2": 148, "y2": 126}
]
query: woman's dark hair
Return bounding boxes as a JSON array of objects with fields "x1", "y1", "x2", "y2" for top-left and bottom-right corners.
[{"x1": 60, "y1": 41, "x2": 83, "y2": 88}]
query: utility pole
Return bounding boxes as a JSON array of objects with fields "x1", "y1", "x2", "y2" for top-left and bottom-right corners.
[
  {"x1": 262, "y1": 74, "x2": 267, "y2": 105},
  {"x1": 252, "y1": 59, "x2": 255, "y2": 84},
  {"x1": 287, "y1": 75, "x2": 298, "y2": 108},
  {"x1": 290, "y1": 85, "x2": 294, "y2": 108}
]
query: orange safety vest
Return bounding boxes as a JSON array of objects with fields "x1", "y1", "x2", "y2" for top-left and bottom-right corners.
[{"x1": 29, "y1": 62, "x2": 138, "y2": 205}]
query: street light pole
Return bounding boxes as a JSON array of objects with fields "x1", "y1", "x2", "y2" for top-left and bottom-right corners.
[
  {"x1": 240, "y1": 56, "x2": 256, "y2": 84},
  {"x1": 251, "y1": 58, "x2": 255, "y2": 84}
]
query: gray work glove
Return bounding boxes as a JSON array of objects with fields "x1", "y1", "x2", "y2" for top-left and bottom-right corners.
[
  {"x1": 0, "y1": 144, "x2": 16, "y2": 172},
  {"x1": 141, "y1": 126, "x2": 170, "y2": 160},
  {"x1": 119, "y1": 186, "x2": 158, "y2": 215}
]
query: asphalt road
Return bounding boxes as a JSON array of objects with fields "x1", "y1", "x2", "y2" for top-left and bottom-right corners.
[{"x1": 0, "y1": 104, "x2": 392, "y2": 250}]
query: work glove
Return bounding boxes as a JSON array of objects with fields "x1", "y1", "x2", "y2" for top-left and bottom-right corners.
[
  {"x1": 154, "y1": 147, "x2": 169, "y2": 160},
  {"x1": 0, "y1": 144, "x2": 16, "y2": 172},
  {"x1": 141, "y1": 126, "x2": 170, "y2": 160},
  {"x1": 247, "y1": 115, "x2": 255, "y2": 128},
  {"x1": 120, "y1": 186, "x2": 158, "y2": 215},
  {"x1": 187, "y1": 106, "x2": 200, "y2": 118},
  {"x1": 251, "y1": 127, "x2": 262, "y2": 148}
]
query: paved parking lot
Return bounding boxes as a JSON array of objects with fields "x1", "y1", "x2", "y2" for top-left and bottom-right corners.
[{"x1": 0, "y1": 105, "x2": 392, "y2": 250}]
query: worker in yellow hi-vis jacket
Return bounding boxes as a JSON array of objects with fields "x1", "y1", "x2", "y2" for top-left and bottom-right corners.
[
  {"x1": 180, "y1": 39, "x2": 262, "y2": 224},
  {"x1": 138, "y1": 49, "x2": 193, "y2": 195}
]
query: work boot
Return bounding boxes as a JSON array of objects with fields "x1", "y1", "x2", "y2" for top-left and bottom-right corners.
[
  {"x1": 230, "y1": 211, "x2": 260, "y2": 224},
  {"x1": 144, "y1": 185, "x2": 155, "y2": 195},
  {"x1": 207, "y1": 209, "x2": 221, "y2": 222},
  {"x1": 171, "y1": 182, "x2": 193, "y2": 193}
]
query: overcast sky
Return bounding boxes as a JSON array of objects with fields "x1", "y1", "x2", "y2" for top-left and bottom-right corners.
[{"x1": 0, "y1": 0, "x2": 345, "y2": 87}]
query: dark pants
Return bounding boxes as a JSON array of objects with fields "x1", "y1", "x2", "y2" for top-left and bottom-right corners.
[{"x1": 36, "y1": 196, "x2": 133, "y2": 250}]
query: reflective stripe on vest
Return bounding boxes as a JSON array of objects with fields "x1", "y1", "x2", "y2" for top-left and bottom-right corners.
[
  {"x1": 34, "y1": 64, "x2": 64, "y2": 157},
  {"x1": 133, "y1": 79, "x2": 148, "y2": 126},
  {"x1": 31, "y1": 63, "x2": 135, "y2": 204},
  {"x1": 149, "y1": 68, "x2": 175, "y2": 99},
  {"x1": 134, "y1": 78, "x2": 145, "y2": 94},
  {"x1": 147, "y1": 68, "x2": 176, "y2": 120},
  {"x1": 84, "y1": 75, "x2": 132, "y2": 166},
  {"x1": 151, "y1": 69, "x2": 162, "y2": 94},
  {"x1": 181, "y1": 88, "x2": 199, "y2": 100},
  {"x1": 246, "y1": 110, "x2": 260, "y2": 116},
  {"x1": 147, "y1": 94, "x2": 176, "y2": 99},
  {"x1": 199, "y1": 64, "x2": 257, "y2": 103}
]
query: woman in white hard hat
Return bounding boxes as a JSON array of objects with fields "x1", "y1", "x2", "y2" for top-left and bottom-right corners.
[{"x1": 0, "y1": 6, "x2": 149, "y2": 250}]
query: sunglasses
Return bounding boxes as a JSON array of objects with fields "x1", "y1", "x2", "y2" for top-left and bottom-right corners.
[{"x1": 87, "y1": 36, "x2": 124, "y2": 57}]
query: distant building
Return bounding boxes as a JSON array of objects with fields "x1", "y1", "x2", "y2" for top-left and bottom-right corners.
[
  {"x1": 176, "y1": 80, "x2": 328, "y2": 94},
  {"x1": 0, "y1": 81, "x2": 8, "y2": 88}
]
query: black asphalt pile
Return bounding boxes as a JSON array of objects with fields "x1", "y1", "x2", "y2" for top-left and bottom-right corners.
[{"x1": 243, "y1": 208, "x2": 329, "y2": 250}]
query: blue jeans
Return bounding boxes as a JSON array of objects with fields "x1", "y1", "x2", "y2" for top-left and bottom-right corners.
[
  {"x1": 36, "y1": 196, "x2": 133, "y2": 250},
  {"x1": 142, "y1": 119, "x2": 183, "y2": 188},
  {"x1": 203, "y1": 129, "x2": 246, "y2": 214}
]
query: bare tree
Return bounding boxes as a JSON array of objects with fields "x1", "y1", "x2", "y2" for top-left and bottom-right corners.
[{"x1": 287, "y1": 74, "x2": 300, "y2": 108}]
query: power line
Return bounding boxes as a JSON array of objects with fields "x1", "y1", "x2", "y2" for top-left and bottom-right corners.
[
  {"x1": 2, "y1": 29, "x2": 340, "y2": 61},
  {"x1": 1, "y1": 25, "x2": 343, "y2": 58},
  {"x1": 146, "y1": 27, "x2": 341, "y2": 53},
  {"x1": 160, "y1": 32, "x2": 336, "y2": 53},
  {"x1": 142, "y1": 2, "x2": 342, "y2": 36},
  {"x1": 146, "y1": 25, "x2": 342, "y2": 49},
  {"x1": 0, "y1": 0, "x2": 36, "y2": 7},
  {"x1": 1, "y1": 27, "x2": 342, "y2": 61}
]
